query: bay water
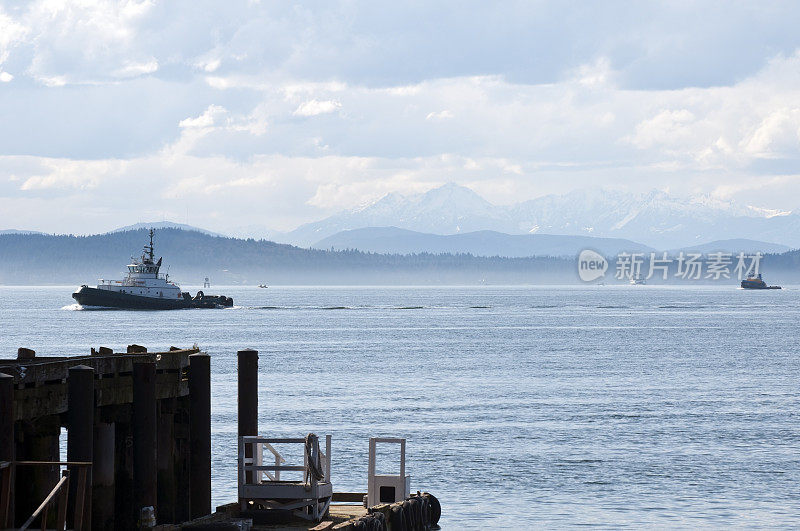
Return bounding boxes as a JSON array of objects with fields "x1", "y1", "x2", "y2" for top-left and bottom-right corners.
[{"x1": 1, "y1": 285, "x2": 798, "y2": 528}]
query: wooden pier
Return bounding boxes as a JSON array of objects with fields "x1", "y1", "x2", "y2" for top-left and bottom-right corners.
[
  {"x1": 0, "y1": 345, "x2": 210, "y2": 529},
  {"x1": 0, "y1": 346, "x2": 440, "y2": 530}
]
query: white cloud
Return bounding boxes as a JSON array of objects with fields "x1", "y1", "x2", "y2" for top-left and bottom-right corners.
[
  {"x1": 293, "y1": 99, "x2": 342, "y2": 117},
  {"x1": 6, "y1": 51, "x2": 800, "y2": 232},
  {"x1": 112, "y1": 58, "x2": 158, "y2": 78},
  {"x1": 2, "y1": 3, "x2": 800, "y2": 233},
  {"x1": 570, "y1": 57, "x2": 615, "y2": 88},
  {"x1": 742, "y1": 108, "x2": 800, "y2": 157},
  {"x1": 426, "y1": 110, "x2": 453, "y2": 121},
  {"x1": 629, "y1": 109, "x2": 696, "y2": 150},
  {"x1": 0, "y1": 7, "x2": 28, "y2": 62},
  {"x1": 13, "y1": 0, "x2": 157, "y2": 84},
  {"x1": 19, "y1": 158, "x2": 124, "y2": 191},
  {"x1": 199, "y1": 58, "x2": 220, "y2": 73},
  {"x1": 178, "y1": 105, "x2": 228, "y2": 129}
]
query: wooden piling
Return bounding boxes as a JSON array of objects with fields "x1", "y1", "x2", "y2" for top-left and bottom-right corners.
[
  {"x1": 0, "y1": 373, "x2": 12, "y2": 462},
  {"x1": 0, "y1": 372, "x2": 14, "y2": 528},
  {"x1": 133, "y1": 361, "x2": 157, "y2": 522},
  {"x1": 16, "y1": 348, "x2": 34, "y2": 360},
  {"x1": 92, "y1": 422, "x2": 115, "y2": 529},
  {"x1": 0, "y1": 346, "x2": 200, "y2": 528},
  {"x1": 189, "y1": 353, "x2": 211, "y2": 519},
  {"x1": 15, "y1": 419, "x2": 61, "y2": 527},
  {"x1": 67, "y1": 365, "x2": 94, "y2": 530},
  {"x1": 238, "y1": 349, "x2": 258, "y2": 484},
  {"x1": 157, "y1": 398, "x2": 177, "y2": 522}
]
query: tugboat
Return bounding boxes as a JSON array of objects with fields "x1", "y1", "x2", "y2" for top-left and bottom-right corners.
[
  {"x1": 740, "y1": 273, "x2": 781, "y2": 290},
  {"x1": 72, "y1": 229, "x2": 233, "y2": 309}
]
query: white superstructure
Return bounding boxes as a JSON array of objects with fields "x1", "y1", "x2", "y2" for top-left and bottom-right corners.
[{"x1": 96, "y1": 229, "x2": 183, "y2": 300}]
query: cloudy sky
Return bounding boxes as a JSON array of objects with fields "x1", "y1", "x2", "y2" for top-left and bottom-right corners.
[{"x1": 1, "y1": 1, "x2": 800, "y2": 234}]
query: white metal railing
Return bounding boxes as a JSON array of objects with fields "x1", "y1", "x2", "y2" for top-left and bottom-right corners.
[
  {"x1": 367, "y1": 437, "x2": 410, "y2": 507},
  {"x1": 237, "y1": 434, "x2": 333, "y2": 521},
  {"x1": 238, "y1": 435, "x2": 331, "y2": 487}
]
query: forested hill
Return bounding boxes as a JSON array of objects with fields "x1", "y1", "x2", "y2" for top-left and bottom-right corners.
[{"x1": 0, "y1": 229, "x2": 573, "y2": 285}]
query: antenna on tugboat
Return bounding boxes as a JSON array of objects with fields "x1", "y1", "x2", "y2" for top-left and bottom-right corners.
[{"x1": 144, "y1": 228, "x2": 155, "y2": 262}]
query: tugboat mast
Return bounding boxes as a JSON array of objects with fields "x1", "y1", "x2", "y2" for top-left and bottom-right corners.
[{"x1": 144, "y1": 228, "x2": 155, "y2": 262}]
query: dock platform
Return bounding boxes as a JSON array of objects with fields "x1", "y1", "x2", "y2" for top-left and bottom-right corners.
[{"x1": 0, "y1": 345, "x2": 440, "y2": 530}]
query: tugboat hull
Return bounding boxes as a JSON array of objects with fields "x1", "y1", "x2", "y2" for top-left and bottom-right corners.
[
  {"x1": 72, "y1": 286, "x2": 234, "y2": 309},
  {"x1": 740, "y1": 280, "x2": 781, "y2": 289},
  {"x1": 73, "y1": 285, "x2": 190, "y2": 310}
]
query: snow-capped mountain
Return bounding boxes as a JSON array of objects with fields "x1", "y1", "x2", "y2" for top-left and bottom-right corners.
[
  {"x1": 284, "y1": 184, "x2": 799, "y2": 249},
  {"x1": 507, "y1": 189, "x2": 796, "y2": 247},
  {"x1": 285, "y1": 183, "x2": 514, "y2": 245}
]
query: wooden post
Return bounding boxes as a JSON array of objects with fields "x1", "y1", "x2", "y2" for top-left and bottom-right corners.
[
  {"x1": 113, "y1": 418, "x2": 134, "y2": 528},
  {"x1": 0, "y1": 373, "x2": 12, "y2": 461},
  {"x1": 92, "y1": 422, "x2": 114, "y2": 529},
  {"x1": 189, "y1": 354, "x2": 211, "y2": 519},
  {"x1": 157, "y1": 398, "x2": 176, "y2": 523},
  {"x1": 0, "y1": 373, "x2": 13, "y2": 528},
  {"x1": 133, "y1": 362, "x2": 157, "y2": 522},
  {"x1": 16, "y1": 348, "x2": 35, "y2": 360},
  {"x1": 238, "y1": 349, "x2": 258, "y2": 484},
  {"x1": 67, "y1": 365, "x2": 94, "y2": 530}
]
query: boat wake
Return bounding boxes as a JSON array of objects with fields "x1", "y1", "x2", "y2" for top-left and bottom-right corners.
[{"x1": 62, "y1": 303, "x2": 117, "y2": 311}]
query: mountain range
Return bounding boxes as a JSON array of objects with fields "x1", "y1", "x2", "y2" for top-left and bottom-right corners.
[
  {"x1": 0, "y1": 229, "x2": 44, "y2": 235},
  {"x1": 4, "y1": 185, "x2": 797, "y2": 257},
  {"x1": 315, "y1": 228, "x2": 790, "y2": 258},
  {"x1": 2, "y1": 228, "x2": 799, "y2": 285},
  {"x1": 109, "y1": 221, "x2": 225, "y2": 237},
  {"x1": 281, "y1": 184, "x2": 800, "y2": 250},
  {"x1": 0, "y1": 229, "x2": 574, "y2": 285},
  {"x1": 315, "y1": 227, "x2": 656, "y2": 257}
]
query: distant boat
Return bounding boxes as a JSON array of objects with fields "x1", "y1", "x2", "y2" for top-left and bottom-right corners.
[
  {"x1": 741, "y1": 273, "x2": 781, "y2": 290},
  {"x1": 258, "y1": 284, "x2": 268, "y2": 288},
  {"x1": 629, "y1": 274, "x2": 646, "y2": 285}
]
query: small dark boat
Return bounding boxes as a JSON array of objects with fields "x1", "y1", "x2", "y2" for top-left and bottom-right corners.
[{"x1": 741, "y1": 273, "x2": 781, "y2": 290}]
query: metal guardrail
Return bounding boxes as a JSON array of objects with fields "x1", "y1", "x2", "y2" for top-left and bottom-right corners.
[{"x1": 238, "y1": 435, "x2": 332, "y2": 522}]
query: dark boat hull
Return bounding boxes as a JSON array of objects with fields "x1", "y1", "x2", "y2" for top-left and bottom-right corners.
[
  {"x1": 72, "y1": 286, "x2": 190, "y2": 310},
  {"x1": 741, "y1": 281, "x2": 781, "y2": 289}
]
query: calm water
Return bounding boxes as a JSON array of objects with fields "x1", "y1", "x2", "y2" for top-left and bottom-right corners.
[{"x1": 1, "y1": 285, "x2": 799, "y2": 528}]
